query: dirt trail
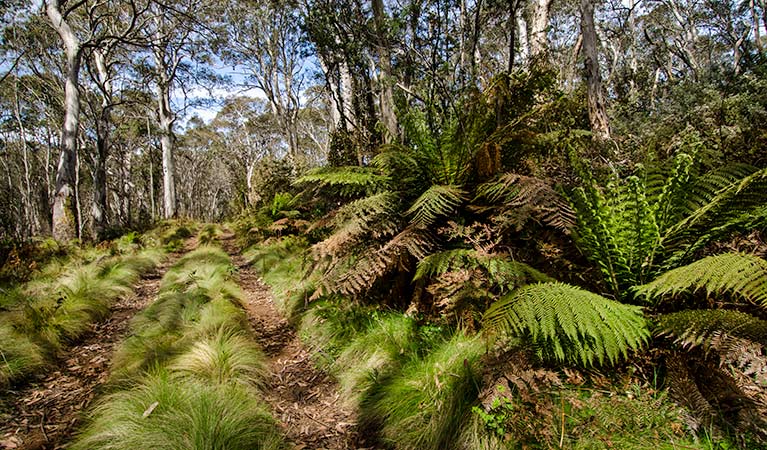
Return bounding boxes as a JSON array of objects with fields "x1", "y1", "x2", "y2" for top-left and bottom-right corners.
[
  {"x1": 0, "y1": 247, "x2": 188, "y2": 450},
  {"x1": 219, "y1": 231, "x2": 367, "y2": 450}
]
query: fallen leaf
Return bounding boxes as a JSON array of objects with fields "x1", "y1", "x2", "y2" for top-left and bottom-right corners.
[{"x1": 142, "y1": 401, "x2": 159, "y2": 418}]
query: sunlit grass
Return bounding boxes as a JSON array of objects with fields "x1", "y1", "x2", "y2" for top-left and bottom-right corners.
[
  {"x1": 171, "y1": 327, "x2": 268, "y2": 390},
  {"x1": 0, "y1": 324, "x2": 46, "y2": 388},
  {"x1": 333, "y1": 313, "x2": 420, "y2": 408},
  {"x1": 77, "y1": 242, "x2": 285, "y2": 449},
  {"x1": 360, "y1": 332, "x2": 485, "y2": 450},
  {"x1": 71, "y1": 369, "x2": 285, "y2": 450}
]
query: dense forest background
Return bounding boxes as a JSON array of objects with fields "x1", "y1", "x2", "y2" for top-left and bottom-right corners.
[
  {"x1": 1, "y1": 0, "x2": 765, "y2": 240},
  {"x1": 2, "y1": 0, "x2": 767, "y2": 447}
]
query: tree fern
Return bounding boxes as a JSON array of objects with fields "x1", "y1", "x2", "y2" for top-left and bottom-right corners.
[
  {"x1": 635, "y1": 253, "x2": 767, "y2": 308},
  {"x1": 414, "y1": 248, "x2": 553, "y2": 289},
  {"x1": 331, "y1": 226, "x2": 435, "y2": 296},
  {"x1": 296, "y1": 166, "x2": 390, "y2": 196},
  {"x1": 483, "y1": 282, "x2": 650, "y2": 366},
  {"x1": 655, "y1": 309, "x2": 767, "y2": 350},
  {"x1": 406, "y1": 185, "x2": 467, "y2": 227},
  {"x1": 475, "y1": 173, "x2": 576, "y2": 233},
  {"x1": 312, "y1": 192, "x2": 401, "y2": 259},
  {"x1": 571, "y1": 153, "x2": 767, "y2": 299}
]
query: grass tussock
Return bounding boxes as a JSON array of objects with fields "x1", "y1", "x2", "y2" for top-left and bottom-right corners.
[
  {"x1": 198, "y1": 223, "x2": 221, "y2": 246},
  {"x1": 71, "y1": 369, "x2": 285, "y2": 450},
  {"x1": 298, "y1": 299, "x2": 376, "y2": 368},
  {"x1": 361, "y1": 333, "x2": 485, "y2": 450},
  {"x1": 0, "y1": 324, "x2": 46, "y2": 388},
  {"x1": 74, "y1": 242, "x2": 285, "y2": 449},
  {"x1": 332, "y1": 313, "x2": 420, "y2": 408},
  {"x1": 171, "y1": 328, "x2": 268, "y2": 390},
  {"x1": 0, "y1": 246, "x2": 162, "y2": 387}
]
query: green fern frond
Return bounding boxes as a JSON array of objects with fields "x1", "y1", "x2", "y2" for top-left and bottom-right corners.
[
  {"x1": 635, "y1": 253, "x2": 767, "y2": 307},
  {"x1": 484, "y1": 282, "x2": 650, "y2": 366},
  {"x1": 663, "y1": 166, "x2": 767, "y2": 247},
  {"x1": 295, "y1": 166, "x2": 390, "y2": 196},
  {"x1": 415, "y1": 249, "x2": 554, "y2": 288},
  {"x1": 406, "y1": 185, "x2": 467, "y2": 227},
  {"x1": 655, "y1": 309, "x2": 767, "y2": 350},
  {"x1": 414, "y1": 249, "x2": 477, "y2": 281}
]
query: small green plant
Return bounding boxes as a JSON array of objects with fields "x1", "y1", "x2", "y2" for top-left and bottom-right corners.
[{"x1": 472, "y1": 385, "x2": 515, "y2": 438}]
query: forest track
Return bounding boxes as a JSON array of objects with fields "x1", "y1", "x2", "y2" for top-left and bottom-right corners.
[
  {"x1": 0, "y1": 243, "x2": 192, "y2": 450},
  {"x1": 219, "y1": 231, "x2": 368, "y2": 450}
]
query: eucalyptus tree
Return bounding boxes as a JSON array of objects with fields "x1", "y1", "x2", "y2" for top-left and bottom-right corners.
[
  {"x1": 42, "y1": 0, "x2": 146, "y2": 240},
  {"x1": 220, "y1": 0, "x2": 309, "y2": 167},
  {"x1": 136, "y1": 0, "x2": 218, "y2": 219}
]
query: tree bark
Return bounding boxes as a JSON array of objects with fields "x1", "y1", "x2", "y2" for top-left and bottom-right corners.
[
  {"x1": 46, "y1": 0, "x2": 80, "y2": 241},
  {"x1": 156, "y1": 79, "x2": 177, "y2": 219},
  {"x1": 580, "y1": 0, "x2": 610, "y2": 141},
  {"x1": 372, "y1": 0, "x2": 399, "y2": 143},
  {"x1": 529, "y1": 0, "x2": 553, "y2": 62},
  {"x1": 90, "y1": 50, "x2": 111, "y2": 239}
]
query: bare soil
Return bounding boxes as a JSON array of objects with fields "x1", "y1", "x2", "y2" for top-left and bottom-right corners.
[
  {"x1": 219, "y1": 231, "x2": 373, "y2": 450},
  {"x1": 0, "y1": 251, "x2": 184, "y2": 450}
]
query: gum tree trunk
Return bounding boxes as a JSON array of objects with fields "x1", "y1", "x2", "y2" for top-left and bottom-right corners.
[
  {"x1": 46, "y1": 0, "x2": 81, "y2": 241},
  {"x1": 581, "y1": 0, "x2": 610, "y2": 141}
]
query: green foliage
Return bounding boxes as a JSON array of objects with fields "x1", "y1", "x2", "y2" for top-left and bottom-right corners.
[
  {"x1": 0, "y1": 246, "x2": 161, "y2": 387},
  {"x1": 484, "y1": 283, "x2": 650, "y2": 366},
  {"x1": 298, "y1": 299, "x2": 376, "y2": 368},
  {"x1": 635, "y1": 253, "x2": 767, "y2": 308},
  {"x1": 474, "y1": 173, "x2": 576, "y2": 234},
  {"x1": 71, "y1": 369, "x2": 285, "y2": 450},
  {"x1": 655, "y1": 309, "x2": 767, "y2": 349},
  {"x1": 171, "y1": 328, "x2": 269, "y2": 390},
  {"x1": 471, "y1": 386, "x2": 515, "y2": 438},
  {"x1": 198, "y1": 224, "x2": 221, "y2": 246},
  {"x1": 361, "y1": 333, "x2": 485, "y2": 450},
  {"x1": 0, "y1": 324, "x2": 45, "y2": 388},
  {"x1": 296, "y1": 166, "x2": 390, "y2": 197},
  {"x1": 415, "y1": 249, "x2": 553, "y2": 289},
  {"x1": 75, "y1": 243, "x2": 284, "y2": 450},
  {"x1": 406, "y1": 185, "x2": 467, "y2": 227},
  {"x1": 571, "y1": 153, "x2": 767, "y2": 299},
  {"x1": 332, "y1": 313, "x2": 421, "y2": 408}
]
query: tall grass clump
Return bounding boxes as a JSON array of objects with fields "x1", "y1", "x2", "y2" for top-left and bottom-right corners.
[
  {"x1": 74, "y1": 244, "x2": 286, "y2": 449},
  {"x1": 71, "y1": 369, "x2": 284, "y2": 450},
  {"x1": 245, "y1": 236, "x2": 311, "y2": 320},
  {"x1": 297, "y1": 299, "x2": 377, "y2": 369},
  {"x1": 0, "y1": 325, "x2": 45, "y2": 388},
  {"x1": 360, "y1": 333, "x2": 485, "y2": 450},
  {"x1": 332, "y1": 313, "x2": 421, "y2": 408},
  {"x1": 198, "y1": 224, "x2": 221, "y2": 246},
  {"x1": 0, "y1": 247, "x2": 162, "y2": 387}
]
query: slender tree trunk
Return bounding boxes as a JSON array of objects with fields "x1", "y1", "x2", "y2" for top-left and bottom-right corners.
[
  {"x1": 751, "y1": 0, "x2": 763, "y2": 54},
  {"x1": 372, "y1": 0, "x2": 399, "y2": 143},
  {"x1": 90, "y1": 50, "x2": 111, "y2": 240},
  {"x1": 92, "y1": 113, "x2": 109, "y2": 239},
  {"x1": 156, "y1": 80, "x2": 176, "y2": 219},
  {"x1": 529, "y1": 0, "x2": 553, "y2": 63},
  {"x1": 46, "y1": 0, "x2": 80, "y2": 241},
  {"x1": 580, "y1": 0, "x2": 610, "y2": 141}
]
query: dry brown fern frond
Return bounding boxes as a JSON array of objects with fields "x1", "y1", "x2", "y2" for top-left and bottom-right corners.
[
  {"x1": 332, "y1": 226, "x2": 435, "y2": 297},
  {"x1": 475, "y1": 173, "x2": 576, "y2": 234}
]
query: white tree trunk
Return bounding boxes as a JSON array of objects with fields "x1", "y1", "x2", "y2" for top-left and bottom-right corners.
[
  {"x1": 529, "y1": 0, "x2": 553, "y2": 62},
  {"x1": 156, "y1": 81, "x2": 176, "y2": 219},
  {"x1": 46, "y1": 0, "x2": 80, "y2": 241}
]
